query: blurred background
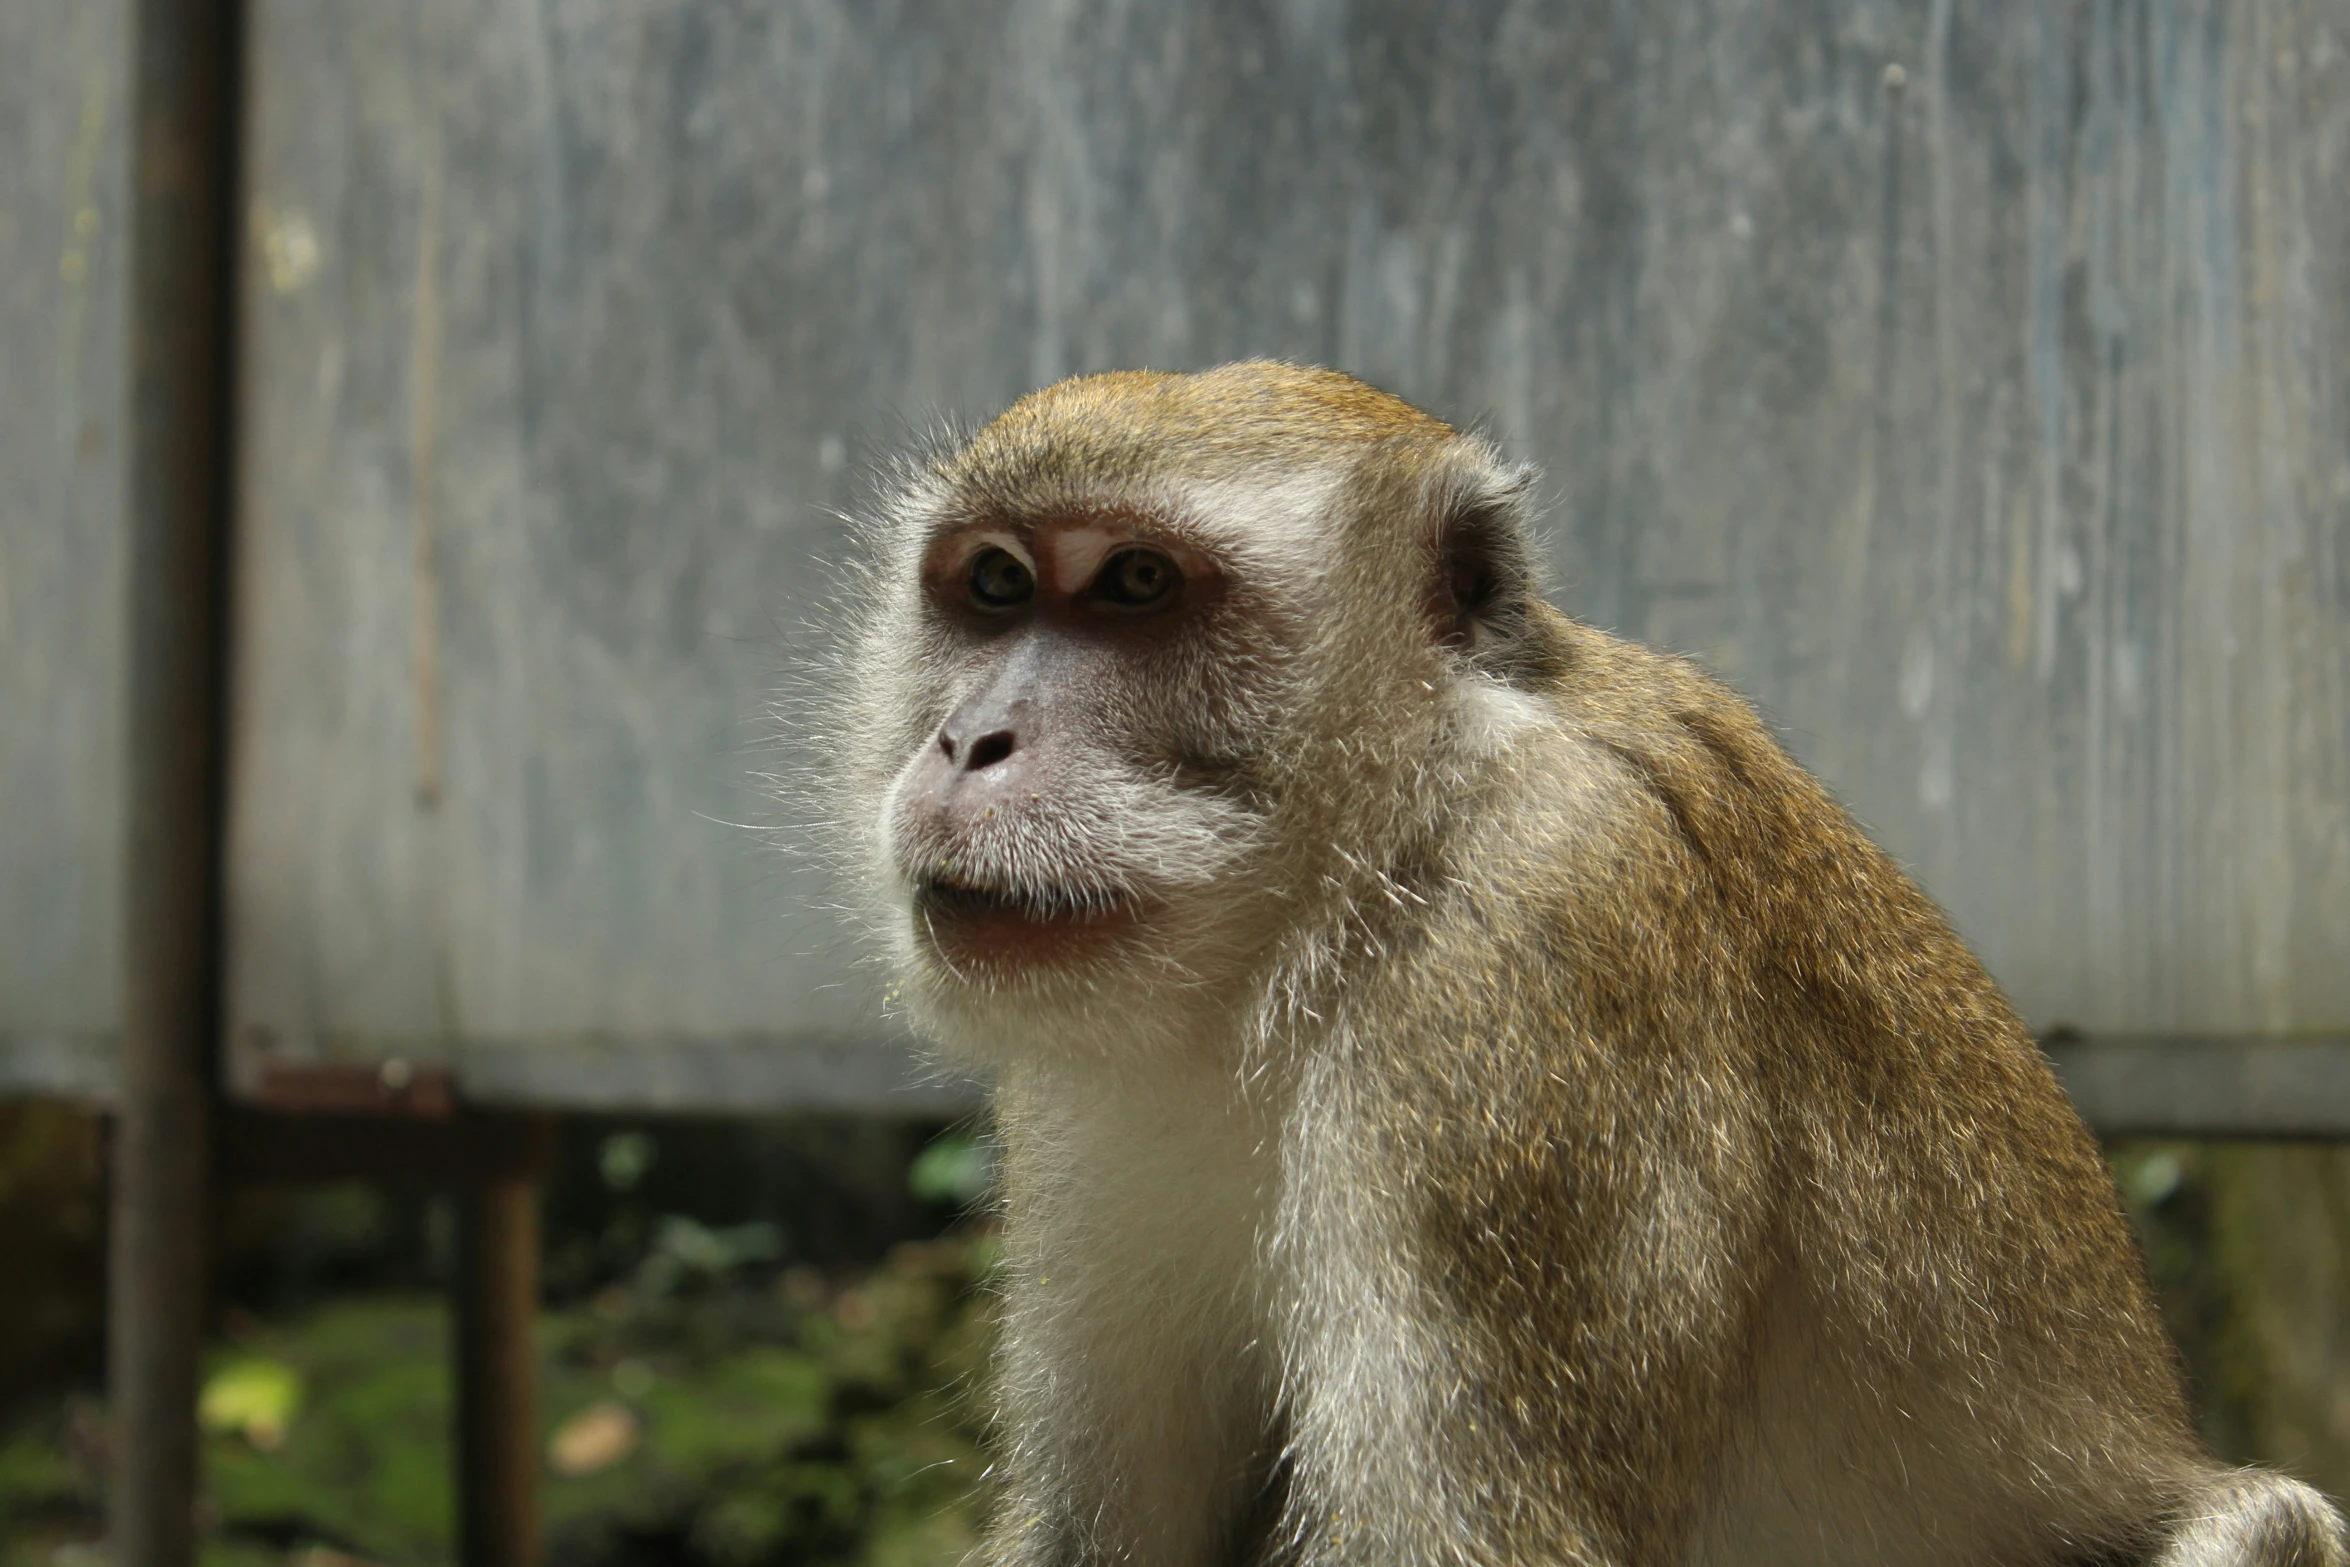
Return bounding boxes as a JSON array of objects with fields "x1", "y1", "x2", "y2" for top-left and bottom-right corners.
[{"x1": 2, "y1": 1, "x2": 2346, "y2": 1563}]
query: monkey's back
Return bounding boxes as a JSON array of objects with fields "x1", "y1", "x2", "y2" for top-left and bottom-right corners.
[{"x1": 1333, "y1": 605, "x2": 2203, "y2": 1565}]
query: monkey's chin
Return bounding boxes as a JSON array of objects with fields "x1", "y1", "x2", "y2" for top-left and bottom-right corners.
[{"x1": 908, "y1": 879, "x2": 1148, "y2": 977}]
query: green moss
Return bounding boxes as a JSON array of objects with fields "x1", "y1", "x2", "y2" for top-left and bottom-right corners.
[
  {"x1": 195, "y1": 1299, "x2": 455, "y2": 1561},
  {"x1": 0, "y1": 1235, "x2": 993, "y2": 1567}
]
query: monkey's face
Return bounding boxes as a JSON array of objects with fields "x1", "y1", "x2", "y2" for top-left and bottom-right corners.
[
  {"x1": 840, "y1": 364, "x2": 1545, "y2": 1053},
  {"x1": 873, "y1": 509, "x2": 1284, "y2": 1021}
]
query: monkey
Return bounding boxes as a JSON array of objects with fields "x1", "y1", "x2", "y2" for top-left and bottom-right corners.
[{"x1": 824, "y1": 361, "x2": 2345, "y2": 1567}]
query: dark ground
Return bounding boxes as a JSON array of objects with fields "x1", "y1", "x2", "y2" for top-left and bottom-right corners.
[{"x1": 1, "y1": 1105, "x2": 2346, "y2": 1565}]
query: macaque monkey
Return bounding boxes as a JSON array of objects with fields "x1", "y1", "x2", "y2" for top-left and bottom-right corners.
[{"x1": 830, "y1": 362, "x2": 2343, "y2": 1566}]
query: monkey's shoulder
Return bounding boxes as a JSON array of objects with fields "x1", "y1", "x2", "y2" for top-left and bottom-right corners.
[
  {"x1": 1413, "y1": 616, "x2": 2066, "y2": 1112},
  {"x1": 1463, "y1": 616, "x2": 1869, "y2": 929},
  {"x1": 1501, "y1": 615, "x2": 1964, "y2": 965}
]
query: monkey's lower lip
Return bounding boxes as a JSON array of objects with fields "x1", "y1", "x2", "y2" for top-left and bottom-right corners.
[
  {"x1": 912, "y1": 876, "x2": 1147, "y2": 968},
  {"x1": 915, "y1": 876, "x2": 1127, "y2": 924}
]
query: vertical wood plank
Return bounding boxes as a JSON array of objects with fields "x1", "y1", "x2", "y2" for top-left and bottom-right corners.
[
  {"x1": 453, "y1": 1118, "x2": 548, "y2": 1567},
  {"x1": 109, "y1": 0, "x2": 240, "y2": 1560},
  {"x1": 0, "y1": 0, "x2": 132, "y2": 1094}
]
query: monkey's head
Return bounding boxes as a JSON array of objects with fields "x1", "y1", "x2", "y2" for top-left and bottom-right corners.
[{"x1": 838, "y1": 362, "x2": 1548, "y2": 1055}]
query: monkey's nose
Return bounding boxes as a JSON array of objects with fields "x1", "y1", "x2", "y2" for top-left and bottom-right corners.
[{"x1": 938, "y1": 727, "x2": 1018, "y2": 775}]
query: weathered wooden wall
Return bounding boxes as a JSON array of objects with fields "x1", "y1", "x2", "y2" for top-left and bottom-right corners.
[
  {"x1": 221, "y1": 0, "x2": 2348, "y2": 1109},
  {"x1": 3, "y1": 0, "x2": 2344, "y2": 1109},
  {"x1": 0, "y1": 0, "x2": 131, "y2": 1100}
]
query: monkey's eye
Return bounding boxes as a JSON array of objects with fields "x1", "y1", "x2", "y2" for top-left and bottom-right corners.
[
  {"x1": 967, "y1": 547, "x2": 1035, "y2": 609},
  {"x1": 1093, "y1": 548, "x2": 1180, "y2": 610}
]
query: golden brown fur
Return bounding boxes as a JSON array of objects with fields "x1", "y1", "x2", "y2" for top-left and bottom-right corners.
[{"x1": 828, "y1": 362, "x2": 2344, "y2": 1567}]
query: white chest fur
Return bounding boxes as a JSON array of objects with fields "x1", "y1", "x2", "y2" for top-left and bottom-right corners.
[{"x1": 990, "y1": 1047, "x2": 1285, "y2": 1566}]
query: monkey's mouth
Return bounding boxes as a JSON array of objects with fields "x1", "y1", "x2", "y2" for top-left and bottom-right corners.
[{"x1": 915, "y1": 873, "x2": 1128, "y2": 925}]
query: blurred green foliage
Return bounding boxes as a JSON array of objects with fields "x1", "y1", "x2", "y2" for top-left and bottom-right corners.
[
  {"x1": 0, "y1": 1105, "x2": 105, "y2": 1404},
  {"x1": 0, "y1": 1235, "x2": 993, "y2": 1567},
  {"x1": 2111, "y1": 1140, "x2": 2350, "y2": 1494},
  {"x1": 905, "y1": 1131, "x2": 995, "y2": 1211}
]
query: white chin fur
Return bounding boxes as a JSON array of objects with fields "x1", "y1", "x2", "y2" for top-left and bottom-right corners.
[{"x1": 890, "y1": 891, "x2": 1271, "y2": 1067}]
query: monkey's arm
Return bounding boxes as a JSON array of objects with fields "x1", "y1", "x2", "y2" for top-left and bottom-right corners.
[{"x1": 1270, "y1": 747, "x2": 1781, "y2": 1567}]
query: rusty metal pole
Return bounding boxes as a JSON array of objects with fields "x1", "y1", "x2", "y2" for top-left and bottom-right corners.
[
  {"x1": 454, "y1": 1118, "x2": 550, "y2": 1567},
  {"x1": 110, "y1": 1, "x2": 241, "y2": 1564}
]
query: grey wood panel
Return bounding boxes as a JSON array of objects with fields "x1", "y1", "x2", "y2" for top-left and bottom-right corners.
[
  {"x1": 229, "y1": 0, "x2": 2349, "y2": 1109},
  {"x1": 0, "y1": 0, "x2": 131, "y2": 1097},
  {"x1": 2048, "y1": 1037, "x2": 2350, "y2": 1139}
]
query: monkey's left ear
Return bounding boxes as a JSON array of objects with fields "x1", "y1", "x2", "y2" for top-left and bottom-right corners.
[{"x1": 1431, "y1": 458, "x2": 1543, "y2": 679}]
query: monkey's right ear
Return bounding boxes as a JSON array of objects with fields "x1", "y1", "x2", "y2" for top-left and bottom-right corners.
[{"x1": 1431, "y1": 462, "x2": 1545, "y2": 680}]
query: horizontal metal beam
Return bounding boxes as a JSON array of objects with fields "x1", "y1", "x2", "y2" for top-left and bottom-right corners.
[
  {"x1": 211, "y1": 1030, "x2": 985, "y2": 1116},
  {"x1": 217, "y1": 1107, "x2": 552, "y2": 1186},
  {"x1": 2040, "y1": 1035, "x2": 2350, "y2": 1139},
  {"x1": 14, "y1": 1031, "x2": 2350, "y2": 1135},
  {"x1": 0, "y1": 1029, "x2": 979, "y2": 1115},
  {"x1": 450, "y1": 1033, "x2": 979, "y2": 1115}
]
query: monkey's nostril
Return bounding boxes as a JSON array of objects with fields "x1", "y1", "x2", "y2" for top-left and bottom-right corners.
[
  {"x1": 965, "y1": 731, "x2": 1016, "y2": 772},
  {"x1": 937, "y1": 730, "x2": 958, "y2": 762}
]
